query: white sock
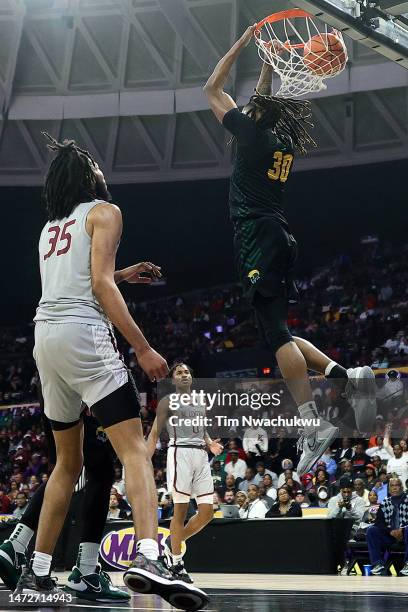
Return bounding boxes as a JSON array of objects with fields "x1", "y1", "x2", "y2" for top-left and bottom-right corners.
[
  {"x1": 9, "y1": 523, "x2": 34, "y2": 554},
  {"x1": 325, "y1": 361, "x2": 338, "y2": 377},
  {"x1": 136, "y1": 538, "x2": 159, "y2": 561},
  {"x1": 298, "y1": 401, "x2": 318, "y2": 419},
  {"x1": 172, "y1": 553, "x2": 184, "y2": 564},
  {"x1": 77, "y1": 542, "x2": 100, "y2": 576},
  {"x1": 31, "y1": 551, "x2": 52, "y2": 577}
]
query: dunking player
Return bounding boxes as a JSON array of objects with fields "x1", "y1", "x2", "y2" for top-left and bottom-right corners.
[
  {"x1": 204, "y1": 25, "x2": 377, "y2": 475},
  {"x1": 14, "y1": 134, "x2": 207, "y2": 612},
  {"x1": 147, "y1": 363, "x2": 223, "y2": 582}
]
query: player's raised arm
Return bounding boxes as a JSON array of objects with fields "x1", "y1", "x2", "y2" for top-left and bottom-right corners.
[
  {"x1": 203, "y1": 24, "x2": 256, "y2": 123},
  {"x1": 87, "y1": 203, "x2": 168, "y2": 381},
  {"x1": 146, "y1": 396, "x2": 170, "y2": 458},
  {"x1": 255, "y1": 62, "x2": 273, "y2": 96}
]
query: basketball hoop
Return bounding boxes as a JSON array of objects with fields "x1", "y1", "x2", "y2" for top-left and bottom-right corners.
[{"x1": 254, "y1": 9, "x2": 348, "y2": 98}]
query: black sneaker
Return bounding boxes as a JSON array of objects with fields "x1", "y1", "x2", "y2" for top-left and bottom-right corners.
[
  {"x1": 123, "y1": 553, "x2": 209, "y2": 611},
  {"x1": 14, "y1": 565, "x2": 59, "y2": 594},
  {"x1": 170, "y1": 561, "x2": 194, "y2": 584}
]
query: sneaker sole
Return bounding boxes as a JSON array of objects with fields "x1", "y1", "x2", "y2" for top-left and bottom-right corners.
[
  {"x1": 297, "y1": 426, "x2": 339, "y2": 476},
  {"x1": 64, "y1": 585, "x2": 130, "y2": 602},
  {"x1": 123, "y1": 568, "x2": 208, "y2": 611},
  {"x1": 0, "y1": 553, "x2": 19, "y2": 591}
]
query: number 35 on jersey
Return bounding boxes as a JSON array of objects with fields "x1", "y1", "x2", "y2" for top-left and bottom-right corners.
[{"x1": 267, "y1": 151, "x2": 293, "y2": 183}]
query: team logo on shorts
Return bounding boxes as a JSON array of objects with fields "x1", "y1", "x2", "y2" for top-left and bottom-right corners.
[{"x1": 248, "y1": 269, "x2": 260, "y2": 284}]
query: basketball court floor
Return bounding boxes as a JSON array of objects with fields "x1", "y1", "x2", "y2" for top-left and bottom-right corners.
[{"x1": 1, "y1": 573, "x2": 406, "y2": 611}]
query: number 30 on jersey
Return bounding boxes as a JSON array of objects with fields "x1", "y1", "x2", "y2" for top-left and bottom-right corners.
[{"x1": 267, "y1": 151, "x2": 293, "y2": 183}]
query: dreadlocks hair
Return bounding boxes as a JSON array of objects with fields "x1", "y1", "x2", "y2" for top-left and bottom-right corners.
[
  {"x1": 246, "y1": 90, "x2": 316, "y2": 155},
  {"x1": 42, "y1": 132, "x2": 98, "y2": 221}
]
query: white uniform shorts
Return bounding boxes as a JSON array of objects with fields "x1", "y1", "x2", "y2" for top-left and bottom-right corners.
[
  {"x1": 167, "y1": 446, "x2": 214, "y2": 505},
  {"x1": 34, "y1": 321, "x2": 128, "y2": 423}
]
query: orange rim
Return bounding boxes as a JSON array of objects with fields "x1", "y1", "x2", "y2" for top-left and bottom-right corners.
[
  {"x1": 255, "y1": 8, "x2": 313, "y2": 49},
  {"x1": 256, "y1": 8, "x2": 312, "y2": 29}
]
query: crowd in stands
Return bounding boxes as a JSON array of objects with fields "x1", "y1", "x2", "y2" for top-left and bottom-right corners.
[
  {"x1": 0, "y1": 237, "x2": 408, "y2": 526},
  {"x1": 1, "y1": 238, "x2": 408, "y2": 407}
]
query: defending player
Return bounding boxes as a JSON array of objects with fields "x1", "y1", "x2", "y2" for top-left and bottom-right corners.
[
  {"x1": 147, "y1": 363, "x2": 223, "y2": 583},
  {"x1": 14, "y1": 134, "x2": 207, "y2": 612},
  {"x1": 203, "y1": 26, "x2": 377, "y2": 475},
  {"x1": 0, "y1": 411, "x2": 129, "y2": 602}
]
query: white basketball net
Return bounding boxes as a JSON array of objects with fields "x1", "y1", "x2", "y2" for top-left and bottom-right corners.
[{"x1": 255, "y1": 9, "x2": 348, "y2": 98}]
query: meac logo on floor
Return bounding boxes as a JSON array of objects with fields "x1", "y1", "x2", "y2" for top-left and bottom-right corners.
[{"x1": 99, "y1": 526, "x2": 186, "y2": 570}]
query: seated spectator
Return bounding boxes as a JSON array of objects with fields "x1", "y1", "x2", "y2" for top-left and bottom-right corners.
[
  {"x1": 224, "y1": 449, "x2": 247, "y2": 480},
  {"x1": 332, "y1": 460, "x2": 354, "y2": 493},
  {"x1": 373, "y1": 471, "x2": 389, "y2": 503},
  {"x1": 223, "y1": 439, "x2": 247, "y2": 464},
  {"x1": 254, "y1": 461, "x2": 278, "y2": 487},
  {"x1": 327, "y1": 477, "x2": 366, "y2": 532},
  {"x1": 354, "y1": 478, "x2": 370, "y2": 508},
  {"x1": 107, "y1": 493, "x2": 128, "y2": 520},
  {"x1": 294, "y1": 489, "x2": 311, "y2": 509},
  {"x1": 366, "y1": 477, "x2": 408, "y2": 576},
  {"x1": 258, "y1": 483, "x2": 274, "y2": 510},
  {"x1": 211, "y1": 459, "x2": 225, "y2": 489},
  {"x1": 313, "y1": 468, "x2": 331, "y2": 490},
  {"x1": 363, "y1": 464, "x2": 377, "y2": 490},
  {"x1": 28, "y1": 475, "x2": 40, "y2": 497},
  {"x1": 311, "y1": 485, "x2": 330, "y2": 509},
  {"x1": 361, "y1": 490, "x2": 380, "y2": 527},
  {"x1": 285, "y1": 477, "x2": 302, "y2": 496},
  {"x1": 223, "y1": 490, "x2": 236, "y2": 505},
  {"x1": 113, "y1": 465, "x2": 126, "y2": 497},
  {"x1": 372, "y1": 454, "x2": 386, "y2": 474},
  {"x1": 212, "y1": 491, "x2": 223, "y2": 513},
  {"x1": 238, "y1": 467, "x2": 257, "y2": 493},
  {"x1": 319, "y1": 448, "x2": 337, "y2": 478},
  {"x1": 217, "y1": 473, "x2": 236, "y2": 499},
  {"x1": 352, "y1": 442, "x2": 370, "y2": 476},
  {"x1": 277, "y1": 460, "x2": 299, "y2": 487},
  {"x1": 266, "y1": 487, "x2": 302, "y2": 518},
  {"x1": 12, "y1": 492, "x2": 29, "y2": 519},
  {"x1": 386, "y1": 443, "x2": 408, "y2": 488},
  {"x1": 24, "y1": 453, "x2": 42, "y2": 478},
  {"x1": 366, "y1": 436, "x2": 392, "y2": 461},
  {"x1": 263, "y1": 474, "x2": 277, "y2": 501},
  {"x1": 333, "y1": 438, "x2": 354, "y2": 464},
  {"x1": 238, "y1": 484, "x2": 267, "y2": 519},
  {"x1": 235, "y1": 490, "x2": 247, "y2": 510}
]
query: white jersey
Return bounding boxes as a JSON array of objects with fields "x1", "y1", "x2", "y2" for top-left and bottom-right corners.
[
  {"x1": 34, "y1": 200, "x2": 109, "y2": 326},
  {"x1": 166, "y1": 397, "x2": 207, "y2": 447}
]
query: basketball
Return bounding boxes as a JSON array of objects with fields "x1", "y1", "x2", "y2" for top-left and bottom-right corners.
[{"x1": 303, "y1": 32, "x2": 347, "y2": 76}]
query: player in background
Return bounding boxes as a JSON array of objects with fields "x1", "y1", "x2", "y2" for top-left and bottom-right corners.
[
  {"x1": 14, "y1": 134, "x2": 207, "y2": 612},
  {"x1": 147, "y1": 363, "x2": 223, "y2": 583},
  {"x1": 203, "y1": 26, "x2": 377, "y2": 475}
]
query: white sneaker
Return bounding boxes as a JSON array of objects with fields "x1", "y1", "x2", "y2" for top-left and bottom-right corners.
[
  {"x1": 297, "y1": 420, "x2": 339, "y2": 476},
  {"x1": 345, "y1": 366, "x2": 377, "y2": 433}
]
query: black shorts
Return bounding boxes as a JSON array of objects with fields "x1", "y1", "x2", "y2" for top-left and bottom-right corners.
[
  {"x1": 253, "y1": 292, "x2": 293, "y2": 354},
  {"x1": 234, "y1": 217, "x2": 299, "y2": 304},
  {"x1": 43, "y1": 410, "x2": 115, "y2": 467}
]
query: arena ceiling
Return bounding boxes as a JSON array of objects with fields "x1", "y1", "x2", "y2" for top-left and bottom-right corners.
[{"x1": 0, "y1": 0, "x2": 407, "y2": 185}]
